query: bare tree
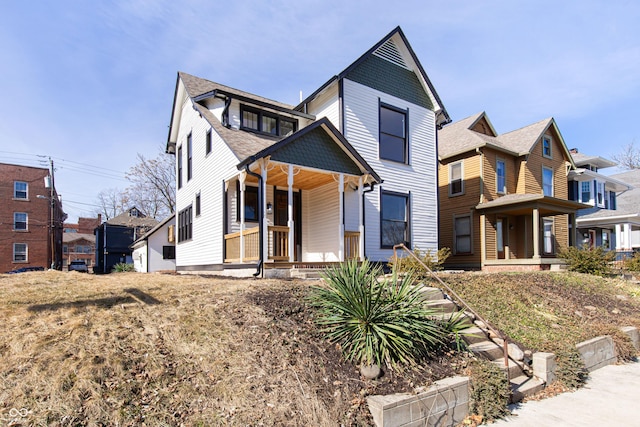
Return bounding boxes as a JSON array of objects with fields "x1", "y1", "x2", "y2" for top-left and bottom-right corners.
[
  {"x1": 124, "y1": 149, "x2": 175, "y2": 219},
  {"x1": 612, "y1": 140, "x2": 640, "y2": 170},
  {"x1": 95, "y1": 187, "x2": 129, "y2": 220}
]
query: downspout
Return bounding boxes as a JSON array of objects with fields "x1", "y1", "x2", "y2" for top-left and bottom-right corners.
[
  {"x1": 477, "y1": 147, "x2": 484, "y2": 204},
  {"x1": 244, "y1": 164, "x2": 264, "y2": 277},
  {"x1": 361, "y1": 180, "x2": 381, "y2": 261}
]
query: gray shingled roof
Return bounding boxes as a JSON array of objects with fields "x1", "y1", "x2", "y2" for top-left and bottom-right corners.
[
  {"x1": 497, "y1": 117, "x2": 553, "y2": 154},
  {"x1": 609, "y1": 169, "x2": 640, "y2": 212},
  {"x1": 107, "y1": 208, "x2": 159, "y2": 228},
  {"x1": 570, "y1": 151, "x2": 617, "y2": 169},
  {"x1": 179, "y1": 72, "x2": 294, "y2": 111},
  {"x1": 438, "y1": 112, "x2": 515, "y2": 159}
]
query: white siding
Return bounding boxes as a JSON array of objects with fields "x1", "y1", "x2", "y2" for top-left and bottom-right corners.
[
  {"x1": 307, "y1": 84, "x2": 340, "y2": 128},
  {"x1": 342, "y1": 79, "x2": 439, "y2": 261},
  {"x1": 302, "y1": 181, "x2": 341, "y2": 262},
  {"x1": 147, "y1": 218, "x2": 176, "y2": 272},
  {"x1": 174, "y1": 87, "x2": 239, "y2": 268},
  {"x1": 132, "y1": 245, "x2": 147, "y2": 272}
]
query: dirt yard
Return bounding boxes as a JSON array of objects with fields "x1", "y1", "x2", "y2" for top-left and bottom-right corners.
[{"x1": 0, "y1": 271, "x2": 469, "y2": 426}]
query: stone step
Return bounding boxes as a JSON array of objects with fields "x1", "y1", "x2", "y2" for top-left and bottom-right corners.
[
  {"x1": 428, "y1": 312, "x2": 474, "y2": 328},
  {"x1": 419, "y1": 286, "x2": 444, "y2": 301},
  {"x1": 510, "y1": 375, "x2": 545, "y2": 402},
  {"x1": 492, "y1": 358, "x2": 527, "y2": 379},
  {"x1": 289, "y1": 269, "x2": 323, "y2": 279},
  {"x1": 468, "y1": 340, "x2": 505, "y2": 360},
  {"x1": 426, "y1": 298, "x2": 458, "y2": 314},
  {"x1": 460, "y1": 326, "x2": 487, "y2": 345}
]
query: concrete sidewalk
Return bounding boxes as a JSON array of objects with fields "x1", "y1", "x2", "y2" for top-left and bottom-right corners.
[{"x1": 491, "y1": 361, "x2": 640, "y2": 427}]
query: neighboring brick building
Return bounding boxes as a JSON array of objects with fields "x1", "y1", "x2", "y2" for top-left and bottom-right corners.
[
  {"x1": 0, "y1": 162, "x2": 65, "y2": 272},
  {"x1": 63, "y1": 215, "x2": 101, "y2": 270}
]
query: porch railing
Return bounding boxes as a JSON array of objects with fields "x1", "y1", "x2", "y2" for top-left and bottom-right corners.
[
  {"x1": 224, "y1": 227, "x2": 260, "y2": 262},
  {"x1": 344, "y1": 231, "x2": 360, "y2": 260},
  {"x1": 268, "y1": 225, "x2": 289, "y2": 260}
]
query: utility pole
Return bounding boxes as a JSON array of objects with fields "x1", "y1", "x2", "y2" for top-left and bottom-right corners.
[{"x1": 49, "y1": 158, "x2": 55, "y2": 269}]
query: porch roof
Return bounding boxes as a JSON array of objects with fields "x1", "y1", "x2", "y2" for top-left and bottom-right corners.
[{"x1": 476, "y1": 194, "x2": 589, "y2": 215}]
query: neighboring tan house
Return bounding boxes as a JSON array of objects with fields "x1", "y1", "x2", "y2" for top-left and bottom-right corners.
[
  {"x1": 1, "y1": 162, "x2": 65, "y2": 272},
  {"x1": 567, "y1": 149, "x2": 632, "y2": 253},
  {"x1": 166, "y1": 27, "x2": 449, "y2": 277},
  {"x1": 131, "y1": 213, "x2": 176, "y2": 273},
  {"x1": 62, "y1": 215, "x2": 101, "y2": 270},
  {"x1": 94, "y1": 207, "x2": 158, "y2": 273},
  {"x1": 438, "y1": 112, "x2": 587, "y2": 271}
]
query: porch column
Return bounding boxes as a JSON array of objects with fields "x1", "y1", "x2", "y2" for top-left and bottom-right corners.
[
  {"x1": 338, "y1": 173, "x2": 344, "y2": 261},
  {"x1": 615, "y1": 224, "x2": 622, "y2": 250},
  {"x1": 532, "y1": 208, "x2": 541, "y2": 259},
  {"x1": 570, "y1": 213, "x2": 577, "y2": 248},
  {"x1": 239, "y1": 173, "x2": 246, "y2": 263},
  {"x1": 624, "y1": 223, "x2": 631, "y2": 251},
  {"x1": 358, "y1": 176, "x2": 364, "y2": 261},
  {"x1": 261, "y1": 162, "x2": 268, "y2": 262},
  {"x1": 287, "y1": 164, "x2": 295, "y2": 262},
  {"x1": 480, "y1": 213, "x2": 486, "y2": 266}
]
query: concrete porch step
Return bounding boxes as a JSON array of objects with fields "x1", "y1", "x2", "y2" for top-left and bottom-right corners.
[
  {"x1": 468, "y1": 340, "x2": 506, "y2": 360},
  {"x1": 510, "y1": 375, "x2": 545, "y2": 402},
  {"x1": 419, "y1": 286, "x2": 445, "y2": 301},
  {"x1": 289, "y1": 269, "x2": 323, "y2": 279},
  {"x1": 460, "y1": 326, "x2": 488, "y2": 345},
  {"x1": 426, "y1": 298, "x2": 458, "y2": 314}
]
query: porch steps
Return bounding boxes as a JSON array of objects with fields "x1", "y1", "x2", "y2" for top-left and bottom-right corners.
[
  {"x1": 421, "y1": 283, "x2": 546, "y2": 402},
  {"x1": 289, "y1": 269, "x2": 323, "y2": 279}
]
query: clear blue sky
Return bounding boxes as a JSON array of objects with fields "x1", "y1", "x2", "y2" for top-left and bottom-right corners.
[{"x1": 2, "y1": 1, "x2": 639, "y2": 222}]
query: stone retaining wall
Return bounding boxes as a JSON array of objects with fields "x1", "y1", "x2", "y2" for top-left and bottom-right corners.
[{"x1": 367, "y1": 376, "x2": 469, "y2": 427}]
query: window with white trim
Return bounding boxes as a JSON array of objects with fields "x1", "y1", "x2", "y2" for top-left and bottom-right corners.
[
  {"x1": 449, "y1": 161, "x2": 464, "y2": 196},
  {"x1": 542, "y1": 136, "x2": 552, "y2": 158},
  {"x1": 454, "y1": 215, "x2": 472, "y2": 254},
  {"x1": 14, "y1": 181, "x2": 28, "y2": 199},
  {"x1": 14, "y1": 212, "x2": 27, "y2": 231},
  {"x1": 596, "y1": 181, "x2": 605, "y2": 207},
  {"x1": 13, "y1": 243, "x2": 27, "y2": 262},
  {"x1": 581, "y1": 181, "x2": 591, "y2": 204},
  {"x1": 542, "y1": 167, "x2": 553, "y2": 196},
  {"x1": 496, "y1": 159, "x2": 506, "y2": 194},
  {"x1": 178, "y1": 205, "x2": 193, "y2": 243},
  {"x1": 543, "y1": 219, "x2": 554, "y2": 254}
]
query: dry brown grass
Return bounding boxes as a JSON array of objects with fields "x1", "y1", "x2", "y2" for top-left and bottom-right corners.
[{"x1": 0, "y1": 271, "x2": 465, "y2": 426}]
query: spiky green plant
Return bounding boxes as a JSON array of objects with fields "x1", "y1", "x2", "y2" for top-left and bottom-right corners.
[
  {"x1": 309, "y1": 259, "x2": 463, "y2": 367},
  {"x1": 112, "y1": 263, "x2": 135, "y2": 273}
]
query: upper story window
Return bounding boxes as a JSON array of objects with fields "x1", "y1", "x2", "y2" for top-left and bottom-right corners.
[
  {"x1": 14, "y1": 181, "x2": 28, "y2": 199},
  {"x1": 496, "y1": 159, "x2": 506, "y2": 194},
  {"x1": 205, "y1": 129, "x2": 212, "y2": 155},
  {"x1": 609, "y1": 191, "x2": 617, "y2": 210},
  {"x1": 187, "y1": 133, "x2": 193, "y2": 181},
  {"x1": 596, "y1": 181, "x2": 605, "y2": 207},
  {"x1": 379, "y1": 103, "x2": 408, "y2": 164},
  {"x1": 14, "y1": 212, "x2": 27, "y2": 231},
  {"x1": 177, "y1": 145, "x2": 183, "y2": 189},
  {"x1": 240, "y1": 105, "x2": 297, "y2": 137},
  {"x1": 380, "y1": 190, "x2": 410, "y2": 248},
  {"x1": 542, "y1": 136, "x2": 552, "y2": 158},
  {"x1": 542, "y1": 167, "x2": 553, "y2": 196},
  {"x1": 581, "y1": 181, "x2": 591, "y2": 203},
  {"x1": 449, "y1": 161, "x2": 464, "y2": 196}
]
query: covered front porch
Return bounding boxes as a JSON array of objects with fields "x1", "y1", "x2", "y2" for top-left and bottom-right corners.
[
  {"x1": 476, "y1": 194, "x2": 588, "y2": 271},
  {"x1": 222, "y1": 118, "x2": 380, "y2": 276}
]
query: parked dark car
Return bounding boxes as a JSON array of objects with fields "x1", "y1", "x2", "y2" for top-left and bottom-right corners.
[
  {"x1": 5, "y1": 266, "x2": 45, "y2": 274},
  {"x1": 68, "y1": 260, "x2": 89, "y2": 273}
]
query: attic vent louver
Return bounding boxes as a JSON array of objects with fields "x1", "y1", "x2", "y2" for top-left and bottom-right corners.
[{"x1": 373, "y1": 39, "x2": 409, "y2": 69}]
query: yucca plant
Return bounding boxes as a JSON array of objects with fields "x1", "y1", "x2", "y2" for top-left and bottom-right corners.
[{"x1": 309, "y1": 259, "x2": 462, "y2": 369}]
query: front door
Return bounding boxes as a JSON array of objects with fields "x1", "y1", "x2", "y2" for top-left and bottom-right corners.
[{"x1": 274, "y1": 190, "x2": 301, "y2": 261}]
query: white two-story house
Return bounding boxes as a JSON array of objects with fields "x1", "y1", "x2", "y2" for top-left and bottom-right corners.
[
  {"x1": 567, "y1": 149, "x2": 633, "y2": 253},
  {"x1": 165, "y1": 27, "x2": 449, "y2": 277}
]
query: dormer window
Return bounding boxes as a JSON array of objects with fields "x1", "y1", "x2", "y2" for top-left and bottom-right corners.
[{"x1": 240, "y1": 105, "x2": 297, "y2": 137}]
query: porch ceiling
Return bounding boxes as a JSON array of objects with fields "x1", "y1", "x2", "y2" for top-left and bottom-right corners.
[{"x1": 244, "y1": 161, "x2": 353, "y2": 190}]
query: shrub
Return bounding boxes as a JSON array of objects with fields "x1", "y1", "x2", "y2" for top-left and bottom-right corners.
[
  {"x1": 554, "y1": 349, "x2": 588, "y2": 390},
  {"x1": 308, "y1": 259, "x2": 463, "y2": 367},
  {"x1": 467, "y1": 358, "x2": 511, "y2": 422},
  {"x1": 559, "y1": 245, "x2": 614, "y2": 276},
  {"x1": 112, "y1": 263, "x2": 135, "y2": 273},
  {"x1": 624, "y1": 251, "x2": 640, "y2": 272},
  {"x1": 389, "y1": 247, "x2": 451, "y2": 278}
]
